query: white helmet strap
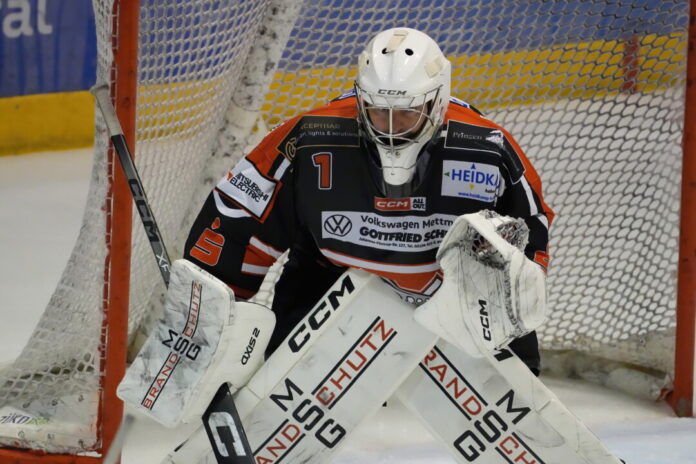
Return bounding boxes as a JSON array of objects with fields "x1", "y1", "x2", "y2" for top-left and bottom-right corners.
[{"x1": 385, "y1": 31, "x2": 407, "y2": 52}]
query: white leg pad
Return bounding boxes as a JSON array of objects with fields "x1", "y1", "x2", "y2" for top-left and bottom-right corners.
[
  {"x1": 161, "y1": 269, "x2": 438, "y2": 463},
  {"x1": 396, "y1": 342, "x2": 624, "y2": 464}
]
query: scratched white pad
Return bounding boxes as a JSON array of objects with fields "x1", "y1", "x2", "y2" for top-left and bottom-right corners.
[{"x1": 118, "y1": 259, "x2": 274, "y2": 427}]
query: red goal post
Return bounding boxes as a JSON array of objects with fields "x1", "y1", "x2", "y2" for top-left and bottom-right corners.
[
  {"x1": 671, "y1": 5, "x2": 696, "y2": 417},
  {"x1": 0, "y1": 1, "x2": 138, "y2": 462},
  {"x1": 0, "y1": 0, "x2": 694, "y2": 462}
]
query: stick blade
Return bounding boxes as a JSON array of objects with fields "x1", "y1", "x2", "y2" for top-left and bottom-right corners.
[{"x1": 202, "y1": 384, "x2": 254, "y2": 464}]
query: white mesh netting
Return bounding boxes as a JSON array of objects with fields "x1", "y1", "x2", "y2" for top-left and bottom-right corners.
[{"x1": 0, "y1": 0, "x2": 689, "y2": 454}]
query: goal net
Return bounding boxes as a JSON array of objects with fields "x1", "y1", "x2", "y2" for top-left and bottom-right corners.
[{"x1": 0, "y1": 0, "x2": 692, "y2": 459}]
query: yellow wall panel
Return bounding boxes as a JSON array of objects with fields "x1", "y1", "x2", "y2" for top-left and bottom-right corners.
[{"x1": 0, "y1": 92, "x2": 94, "y2": 156}]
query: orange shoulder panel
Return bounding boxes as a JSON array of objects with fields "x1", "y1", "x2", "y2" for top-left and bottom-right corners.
[
  {"x1": 444, "y1": 102, "x2": 499, "y2": 129},
  {"x1": 243, "y1": 114, "x2": 301, "y2": 176},
  {"x1": 244, "y1": 96, "x2": 358, "y2": 175}
]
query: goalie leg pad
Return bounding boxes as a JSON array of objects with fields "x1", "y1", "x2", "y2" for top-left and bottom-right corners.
[
  {"x1": 117, "y1": 259, "x2": 275, "y2": 427},
  {"x1": 415, "y1": 211, "x2": 547, "y2": 355},
  {"x1": 242, "y1": 273, "x2": 438, "y2": 464},
  {"x1": 396, "y1": 341, "x2": 624, "y2": 464},
  {"x1": 161, "y1": 269, "x2": 439, "y2": 464}
]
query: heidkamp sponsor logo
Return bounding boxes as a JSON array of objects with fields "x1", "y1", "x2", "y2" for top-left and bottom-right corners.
[
  {"x1": 324, "y1": 214, "x2": 352, "y2": 237},
  {"x1": 441, "y1": 161, "x2": 501, "y2": 201},
  {"x1": 445, "y1": 163, "x2": 499, "y2": 187}
]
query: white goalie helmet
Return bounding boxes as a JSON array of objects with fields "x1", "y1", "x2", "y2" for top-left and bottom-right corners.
[{"x1": 356, "y1": 27, "x2": 451, "y2": 188}]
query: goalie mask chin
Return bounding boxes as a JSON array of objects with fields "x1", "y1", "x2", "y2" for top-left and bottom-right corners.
[{"x1": 355, "y1": 27, "x2": 451, "y2": 197}]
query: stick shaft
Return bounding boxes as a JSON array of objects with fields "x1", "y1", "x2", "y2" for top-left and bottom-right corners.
[{"x1": 91, "y1": 83, "x2": 171, "y2": 286}]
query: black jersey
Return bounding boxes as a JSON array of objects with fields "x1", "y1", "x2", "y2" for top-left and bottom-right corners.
[{"x1": 184, "y1": 94, "x2": 554, "y2": 306}]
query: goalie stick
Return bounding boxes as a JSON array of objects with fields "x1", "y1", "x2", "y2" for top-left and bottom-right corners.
[
  {"x1": 102, "y1": 415, "x2": 135, "y2": 464},
  {"x1": 91, "y1": 84, "x2": 171, "y2": 286},
  {"x1": 91, "y1": 83, "x2": 254, "y2": 464}
]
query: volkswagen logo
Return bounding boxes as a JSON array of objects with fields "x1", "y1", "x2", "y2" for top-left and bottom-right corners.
[{"x1": 324, "y1": 214, "x2": 352, "y2": 237}]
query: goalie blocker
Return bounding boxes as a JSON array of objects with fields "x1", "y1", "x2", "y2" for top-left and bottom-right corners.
[{"x1": 117, "y1": 259, "x2": 275, "y2": 427}]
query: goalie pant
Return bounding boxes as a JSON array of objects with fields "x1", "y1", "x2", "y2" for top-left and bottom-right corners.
[{"x1": 183, "y1": 93, "x2": 554, "y2": 365}]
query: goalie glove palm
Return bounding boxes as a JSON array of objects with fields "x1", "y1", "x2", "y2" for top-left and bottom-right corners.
[{"x1": 415, "y1": 211, "x2": 547, "y2": 355}]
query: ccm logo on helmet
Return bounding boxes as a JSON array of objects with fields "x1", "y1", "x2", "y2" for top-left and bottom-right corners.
[{"x1": 378, "y1": 89, "x2": 407, "y2": 95}]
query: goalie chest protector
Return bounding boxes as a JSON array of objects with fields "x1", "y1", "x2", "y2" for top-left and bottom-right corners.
[
  {"x1": 280, "y1": 99, "x2": 531, "y2": 303},
  {"x1": 197, "y1": 95, "x2": 549, "y2": 304}
]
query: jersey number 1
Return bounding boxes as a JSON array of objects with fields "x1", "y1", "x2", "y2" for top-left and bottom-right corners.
[{"x1": 312, "y1": 152, "x2": 333, "y2": 190}]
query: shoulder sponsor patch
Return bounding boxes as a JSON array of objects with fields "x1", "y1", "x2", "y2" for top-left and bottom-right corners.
[
  {"x1": 278, "y1": 115, "x2": 360, "y2": 161},
  {"x1": 321, "y1": 211, "x2": 457, "y2": 252},
  {"x1": 441, "y1": 160, "x2": 500, "y2": 202},
  {"x1": 444, "y1": 120, "x2": 491, "y2": 150},
  {"x1": 215, "y1": 158, "x2": 279, "y2": 220},
  {"x1": 445, "y1": 120, "x2": 525, "y2": 183}
]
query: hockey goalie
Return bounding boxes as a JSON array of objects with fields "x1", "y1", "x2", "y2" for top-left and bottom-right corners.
[{"x1": 116, "y1": 27, "x2": 624, "y2": 463}]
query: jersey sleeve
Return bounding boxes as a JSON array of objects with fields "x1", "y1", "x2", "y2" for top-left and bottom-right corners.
[
  {"x1": 183, "y1": 115, "x2": 301, "y2": 300},
  {"x1": 493, "y1": 128, "x2": 554, "y2": 272}
]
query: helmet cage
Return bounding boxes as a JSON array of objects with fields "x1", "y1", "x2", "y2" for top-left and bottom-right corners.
[{"x1": 355, "y1": 81, "x2": 443, "y2": 152}]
